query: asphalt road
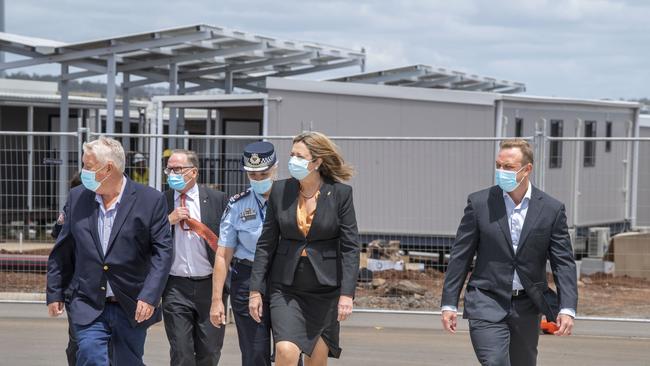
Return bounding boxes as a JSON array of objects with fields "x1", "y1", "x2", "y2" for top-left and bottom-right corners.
[{"x1": 1, "y1": 303, "x2": 649, "y2": 366}]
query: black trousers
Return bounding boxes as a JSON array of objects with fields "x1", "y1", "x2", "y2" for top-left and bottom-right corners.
[
  {"x1": 231, "y1": 262, "x2": 272, "y2": 366},
  {"x1": 163, "y1": 275, "x2": 227, "y2": 366},
  {"x1": 469, "y1": 294, "x2": 541, "y2": 366}
]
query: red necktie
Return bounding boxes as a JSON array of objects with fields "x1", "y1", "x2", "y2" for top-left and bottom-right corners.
[{"x1": 180, "y1": 193, "x2": 219, "y2": 252}]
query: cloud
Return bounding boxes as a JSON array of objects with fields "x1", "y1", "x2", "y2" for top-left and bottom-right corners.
[{"x1": 3, "y1": 0, "x2": 648, "y2": 99}]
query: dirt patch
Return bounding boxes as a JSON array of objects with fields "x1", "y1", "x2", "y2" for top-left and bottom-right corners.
[
  {"x1": 2, "y1": 257, "x2": 649, "y2": 318},
  {"x1": 355, "y1": 270, "x2": 650, "y2": 318}
]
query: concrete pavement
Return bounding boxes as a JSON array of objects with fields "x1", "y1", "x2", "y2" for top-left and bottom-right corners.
[{"x1": 1, "y1": 303, "x2": 649, "y2": 365}]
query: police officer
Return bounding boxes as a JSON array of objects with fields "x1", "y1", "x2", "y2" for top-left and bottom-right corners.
[{"x1": 210, "y1": 141, "x2": 277, "y2": 366}]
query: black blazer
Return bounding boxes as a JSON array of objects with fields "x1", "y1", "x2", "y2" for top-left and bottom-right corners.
[
  {"x1": 250, "y1": 178, "x2": 360, "y2": 297},
  {"x1": 46, "y1": 178, "x2": 173, "y2": 328},
  {"x1": 165, "y1": 185, "x2": 228, "y2": 267},
  {"x1": 441, "y1": 185, "x2": 578, "y2": 322}
]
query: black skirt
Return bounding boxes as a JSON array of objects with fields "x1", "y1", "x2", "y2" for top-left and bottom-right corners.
[{"x1": 269, "y1": 257, "x2": 342, "y2": 358}]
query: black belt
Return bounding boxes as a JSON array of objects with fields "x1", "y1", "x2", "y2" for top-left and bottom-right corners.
[
  {"x1": 512, "y1": 289, "x2": 526, "y2": 297},
  {"x1": 170, "y1": 274, "x2": 212, "y2": 281},
  {"x1": 105, "y1": 296, "x2": 119, "y2": 303},
  {"x1": 232, "y1": 258, "x2": 253, "y2": 267}
]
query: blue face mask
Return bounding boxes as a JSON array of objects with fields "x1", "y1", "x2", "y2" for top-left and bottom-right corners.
[
  {"x1": 495, "y1": 165, "x2": 527, "y2": 193},
  {"x1": 167, "y1": 172, "x2": 189, "y2": 191},
  {"x1": 80, "y1": 166, "x2": 108, "y2": 192},
  {"x1": 288, "y1": 156, "x2": 312, "y2": 181},
  {"x1": 250, "y1": 177, "x2": 273, "y2": 195}
]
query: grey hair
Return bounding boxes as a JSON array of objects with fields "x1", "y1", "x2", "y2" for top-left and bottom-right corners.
[
  {"x1": 83, "y1": 136, "x2": 126, "y2": 172},
  {"x1": 171, "y1": 149, "x2": 200, "y2": 168}
]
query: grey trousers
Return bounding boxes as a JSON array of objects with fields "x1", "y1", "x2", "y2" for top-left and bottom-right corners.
[
  {"x1": 468, "y1": 295, "x2": 541, "y2": 366},
  {"x1": 163, "y1": 275, "x2": 227, "y2": 366}
]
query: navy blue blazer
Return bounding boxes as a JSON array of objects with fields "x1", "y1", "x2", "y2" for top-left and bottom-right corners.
[{"x1": 46, "y1": 177, "x2": 173, "y2": 328}]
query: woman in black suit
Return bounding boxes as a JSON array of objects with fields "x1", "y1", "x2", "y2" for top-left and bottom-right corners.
[{"x1": 249, "y1": 131, "x2": 360, "y2": 366}]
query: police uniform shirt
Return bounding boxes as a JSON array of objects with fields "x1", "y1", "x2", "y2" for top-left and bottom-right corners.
[
  {"x1": 170, "y1": 183, "x2": 213, "y2": 277},
  {"x1": 219, "y1": 188, "x2": 267, "y2": 262}
]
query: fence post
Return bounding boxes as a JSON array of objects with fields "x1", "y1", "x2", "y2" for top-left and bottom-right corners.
[
  {"x1": 534, "y1": 119, "x2": 546, "y2": 191},
  {"x1": 77, "y1": 127, "x2": 88, "y2": 171}
]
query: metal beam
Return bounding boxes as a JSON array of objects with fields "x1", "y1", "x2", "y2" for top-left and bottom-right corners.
[
  {"x1": 404, "y1": 75, "x2": 461, "y2": 88},
  {"x1": 106, "y1": 54, "x2": 117, "y2": 134},
  {"x1": 123, "y1": 77, "x2": 160, "y2": 88},
  {"x1": 59, "y1": 69, "x2": 103, "y2": 81},
  {"x1": 0, "y1": 43, "x2": 109, "y2": 74},
  {"x1": 58, "y1": 64, "x2": 70, "y2": 211},
  {"x1": 122, "y1": 73, "x2": 131, "y2": 152},
  {"x1": 0, "y1": 30, "x2": 214, "y2": 71},
  {"x1": 179, "y1": 80, "x2": 226, "y2": 94},
  {"x1": 241, "y1": 59, "x2": 361, "y2": 83},
  {"x1": 119, "y1": 43, "x2": 265, "y2": 73},
  {"x1": 169, "y1": 63, "x2": 178, "y2": 148},
  {"x1": 227, "y1": 51, "x2": 314, "y2": 72},
  {"x1": 224, "y1": 71, "x2": 233, "y2": 94},
  {"x1": 456, "y1": 81, "x2": 493, "y2": 91}
]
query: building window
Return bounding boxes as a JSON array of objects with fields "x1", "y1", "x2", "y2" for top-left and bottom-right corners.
[
  {"x1": 584, "y1": 121, "x2": 597, "y2": 167},
  {"x1": 515, "y1": 118, "x2": 523, "y2": 137},
  {"x1": 549, "y1": 120, "x2": 563, "y2": 168},
  {"x1": 605, "y1": 121, "x2": 612, "y2": 152}
]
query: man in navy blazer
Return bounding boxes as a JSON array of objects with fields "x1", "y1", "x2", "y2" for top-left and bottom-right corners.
[{"x1": 47, "y1": 136, "x2": 173, "y2": 366}]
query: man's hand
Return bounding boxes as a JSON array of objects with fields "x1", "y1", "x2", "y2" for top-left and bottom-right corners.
[
  {"x1": 210, "y1": 299, "x2": 226, "y2": 328},
  {"x1": 168, "y1": 207, "x2": 190, "y2": 225},
  {"x1": 249, "y1": 292, "x2": 263, "y2": 323},
  {"x1": 48, "y1": 302, "x2": 65, "y2": 317},
  {"x1": 554, "y1": 314, "x2": 574, "y2": 336},
  {"x1": 337, "y1": 295, "x2": 353, "y2": 322},
  {"x1": 441, "y1": 310, "x2": 458, "y2": 334},
  {"x1": 135, "y1": 300, "x2": 155, "y2": 323}
]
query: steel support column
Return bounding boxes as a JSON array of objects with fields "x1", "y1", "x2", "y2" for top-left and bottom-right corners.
[
  {"x1": 106, "y1": 54, "x2": 117, "y2": 134},
  {"x1": 58, "y1": 64, "x2": 70, "y2": 211},
  {"x1": 122, "y1": 73, "x2": 131, "y2": 153},
  {"x1": 169, "y1": 63, "x2": 178, "y2": 149}
]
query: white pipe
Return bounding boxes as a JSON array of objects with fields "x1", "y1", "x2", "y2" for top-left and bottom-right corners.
[
  {"x1": 630, "y1": 108, "x2": 641, "y2": 229},
  {"x1": 623, "y1": 120, "x2": 633, "y2": 223},
  {"x1": 573, "y1": 119, "x2": 583, "y2": 228},
  {"x1": 156, "y1": 100, "x2": 164, "y2": 191},
  {"x1": 262, "y1": 97, "x2": 269, "y2": 137},
  {"x1": 27, "y1": 106, "x2": 33, "y2": 212}
]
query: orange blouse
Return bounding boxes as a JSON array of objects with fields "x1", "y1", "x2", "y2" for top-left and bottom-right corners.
[{"x1": 297, "y1": 190, "x2": 320, "y2": 238}]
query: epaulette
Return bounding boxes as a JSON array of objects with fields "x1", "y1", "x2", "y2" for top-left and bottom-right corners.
[{"x1": 229, "y1": 189, "x2": 251, "y2": 203}]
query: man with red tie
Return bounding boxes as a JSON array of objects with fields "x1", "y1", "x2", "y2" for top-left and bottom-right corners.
[{"x1": 163, "y1": 149, "x2": 228, "y2": 366}]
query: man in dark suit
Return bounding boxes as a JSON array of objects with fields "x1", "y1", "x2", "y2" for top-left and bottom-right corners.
[
  {"x1": 47, "y1": 136, "x2": 173, "y2": 366},
  {"x1": 163, "y1": 149, "x2": 228, "y2": 366},
  {"x1": 441, "y1": 139, "x2": 578, "y2": 366}
]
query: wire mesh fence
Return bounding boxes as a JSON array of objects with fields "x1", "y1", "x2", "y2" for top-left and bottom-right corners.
[{"x1": 0, "y1": 131, "x2": 649, "y2": 319}]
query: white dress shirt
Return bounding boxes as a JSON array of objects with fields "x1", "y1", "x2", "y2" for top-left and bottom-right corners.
[
  {"x1": 443, "y1": 182, "x2": 575, "y2": 318},
  {"x1": 170, "y1": 184, "x2": 213, "y2": 277}
]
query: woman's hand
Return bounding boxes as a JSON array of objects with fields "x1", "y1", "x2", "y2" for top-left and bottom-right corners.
[
  {"x1": 337, "y1": 295, "x2": 353, "y2": 322},
  {"x1": 248, "y1": 291, "x2": 263, "y2": 323}
]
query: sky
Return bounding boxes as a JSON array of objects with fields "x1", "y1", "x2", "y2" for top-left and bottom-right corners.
[{"x1": 4, "y1": 0, "x2": 649, "y2": 99}]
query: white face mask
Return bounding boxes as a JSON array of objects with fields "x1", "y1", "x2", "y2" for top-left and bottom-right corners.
[
  {"x1": 495, "y1": 165, "x2": 527, "y2": 192},
  {"x1": 288, "y1": 156, "x2": 313, "y2": 180}
]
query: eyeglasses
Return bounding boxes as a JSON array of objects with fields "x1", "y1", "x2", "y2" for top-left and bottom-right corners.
[{"x1": 164, "y1": 166, "x2": 194, "y2": 175}]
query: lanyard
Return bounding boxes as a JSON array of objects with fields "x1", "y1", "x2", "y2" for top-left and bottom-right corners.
[{"x1": 253, "y1": 193, "x2": 267, "y2": 222}]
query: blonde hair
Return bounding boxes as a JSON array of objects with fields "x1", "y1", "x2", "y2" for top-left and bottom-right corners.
[
  {"x1": 499, "y1": 139, "x2": 534, "y2": 165},
  {"x1": 83, "y1": 136, "x2": 126, "y2": 172},
  {"x1": 293, "y1": 131, "x2": 354, "y2": 182}
]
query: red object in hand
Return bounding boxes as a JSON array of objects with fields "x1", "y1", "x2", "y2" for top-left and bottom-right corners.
[
  {"x1": 540, "y1": 319, "x2": 559, "y2": 334},
  {"x1": 179, "y1": 193, "x2": 219, "y2": 252}
]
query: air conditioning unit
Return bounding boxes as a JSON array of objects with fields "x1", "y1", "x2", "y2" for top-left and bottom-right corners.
[
  {"x1": 568, "y1": 228, "x2": 587, "y2": 255},
  {"x1": 587, "y1": 227, "x2": 611, "y2": 258}
]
